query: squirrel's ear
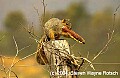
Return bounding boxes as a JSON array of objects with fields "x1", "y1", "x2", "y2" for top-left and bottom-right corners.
[
  {"x1": 66, "y1": 19, "x2": 70, "y2": 21},
  {"x1": 62, "y1": 19, "x2": 66, "y2": 23},
  {"x1": 62, "y1": 19, "x2": 70, "y2": 23}
]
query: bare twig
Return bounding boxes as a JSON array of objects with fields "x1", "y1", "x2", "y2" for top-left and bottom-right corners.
[
  {"x1": 0, "y1": 55, "x2": 11, "y2": 78},
  {"x1": 0, "y1": 35, "x2": 5, "y2": 42},
  {"x1": 8, "y1": 36, "x2": 20, "y2": 78},
  {"x1": 114, "y1": 4, "x2": 120, "y2": 16},
  {"x1": 23, "y1": 26, "x2": 40, "y2": 39},
  {"x1": 33, "y1": 6, "x2": 43, "y2": 27},
  {"x1": 84, "y1": 4, "x2": 120, "y2": 71},
  {"x1": 29, "y1": 37, "x2": 40, "y2": 44},
  {"x1": 87, "y1": 51, "x2": 89, "y2": 59},
  {"x1": 19, "y1": 21, "x2": 40, "y2": 40},
  {"x1": 0, "y1": 55, "x2": 5, "y2": 69},
  {"x1": 92, "y1": 3, "x2": 120, "y2": 61},
  {"x1": 82, "y1": 57, "x2": 95, "y2": 70},
  {"x1": 0, "y1": 0, "x2": 48, "y2": 78},
  {"x1": 92, "y1": 30, "x2": 114, "y2": 61},
  {"x1": 18, "y1": 44, "x2": 31, "y2": 52},
  {"x1": 33, "y1": 7, "x2": 41, "y2": 19},
  {"x1": 11, "y1": 51, "x2": 37, "y2": 67},
  {"x1": 8, "y1": 45, "x2": 32, "y2": 69},
  {"x1": 11, "y1": 36, "x2": 19, "y2": 66},
  {"x1": 0, "y1": 55, "x2": 7, "y2": 77},
  {"x1": 34, "y1": 0, "x2": 47, "y2": 33},
  {"x1": 11, "y1": 71, "x2": 19, "y2": 78},
  {"x1": 41, "y1": 0, "x2": 47, "y2": 25},
  {"x1": 2, "y1": 36, "x2": 32, "y2": 78},
  {"x1": 7, "y1": 51, "x2": 35, "y2": 78}
]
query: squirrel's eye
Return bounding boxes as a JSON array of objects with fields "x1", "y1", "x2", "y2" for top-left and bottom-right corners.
[
  {"x1": 67, "y1": 23, "x2": 72, "y2": 29},
  {"x1": 66, "y1": 23, "x2": 69, "y2": 25}
]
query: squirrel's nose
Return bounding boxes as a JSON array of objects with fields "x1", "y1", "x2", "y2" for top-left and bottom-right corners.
[{"x1": 62, "y1": 26, "x2": 85, "y2": 44}]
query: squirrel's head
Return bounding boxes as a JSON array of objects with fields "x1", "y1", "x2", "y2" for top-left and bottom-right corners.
[{"x1": 44, "y1": 18, "x2": 85, "y2": 44}]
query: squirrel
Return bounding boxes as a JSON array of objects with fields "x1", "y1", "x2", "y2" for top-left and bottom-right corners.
[{"x1": 36, "y1": 18, "x2": 85, "y2": 65}]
